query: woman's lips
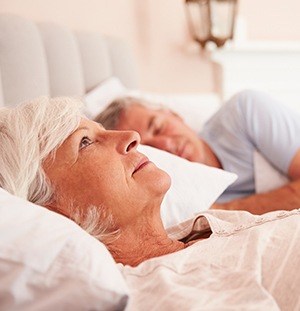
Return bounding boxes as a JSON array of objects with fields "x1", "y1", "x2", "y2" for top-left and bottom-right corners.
[{"x1": 133, "y1": 157, "x2": 151, "y2": 174}]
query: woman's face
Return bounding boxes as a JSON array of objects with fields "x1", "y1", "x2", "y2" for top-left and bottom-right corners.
[{"x1": 44, "y1": 118, "x2": 171, "y2": 228}]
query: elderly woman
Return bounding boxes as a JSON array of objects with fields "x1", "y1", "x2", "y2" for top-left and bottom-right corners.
[
  {"x1": 0, "y1": 97, "x2": 299, "y2": 309},
  {"x1": 0, "y1": 97, "x2": 185, "y2": 266}
]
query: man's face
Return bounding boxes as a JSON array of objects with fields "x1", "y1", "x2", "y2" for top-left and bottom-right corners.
[{"x1": 116, "y1": 104, "x2": 205, "y2": 163}]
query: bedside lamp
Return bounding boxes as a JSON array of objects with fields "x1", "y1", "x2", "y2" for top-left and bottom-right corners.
[{"x1": 185, "y1": 0, "x2": 238, "y2": 48}]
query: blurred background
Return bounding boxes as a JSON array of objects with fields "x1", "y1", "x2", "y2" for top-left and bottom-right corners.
[{"x1": 1, "y1": 0, "x2": 299, "y2": 102}]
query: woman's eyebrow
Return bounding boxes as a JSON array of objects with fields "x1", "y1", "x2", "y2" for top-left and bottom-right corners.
[
  {"x1": 71, "y1": 122, "x2": 104, "y2": 138},
  {"x1": 75, "y1": 126, "x2": 89, "y2": 132},
  {"x1": 97, "y1": 123, "x2": 105, "y2": 130},
  {"x1": 68, "y1": 127, "x2": 89, "y2": 141}
]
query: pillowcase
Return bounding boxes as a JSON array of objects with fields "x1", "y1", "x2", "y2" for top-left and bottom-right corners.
[
  {"x1": 0, "y1": 187, "x2": 128, "y2": 310},
  {"x1": 83, "y1": 77, "x2": 127, "y2": 119},
  {"x1": 254, "y1": 150, "x2": 288, "y2": 194},
  {"x1": 137, "y1": 145, "x2": 237, "y2": 228}
]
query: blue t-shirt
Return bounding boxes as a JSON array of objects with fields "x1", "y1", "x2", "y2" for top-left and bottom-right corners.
[{"x1": 201, "y1": 90, "x2": 300, "y2": 202}]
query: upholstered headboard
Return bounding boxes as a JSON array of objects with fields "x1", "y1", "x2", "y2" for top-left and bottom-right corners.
[{"x1": 0, "y1": 14, "x2": 138, "y2": 107}]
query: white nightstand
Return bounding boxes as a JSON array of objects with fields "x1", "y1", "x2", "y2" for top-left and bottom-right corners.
[{"x1": 211, "y1": 41, "x2": 300, "y2": 113}]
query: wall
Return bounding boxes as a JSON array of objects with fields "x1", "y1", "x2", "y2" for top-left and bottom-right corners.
[{"x1": 1, "y1": 0, "x2": 300, "y2": 93}]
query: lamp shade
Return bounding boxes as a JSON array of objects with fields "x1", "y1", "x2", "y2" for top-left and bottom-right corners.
[{"x1": 185, "y1": 0, "x2": 238, "y2": 48}]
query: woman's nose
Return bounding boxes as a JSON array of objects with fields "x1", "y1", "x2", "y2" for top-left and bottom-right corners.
[{"x1": 115, "y1": 130, "x2": 140, "y2": 154}]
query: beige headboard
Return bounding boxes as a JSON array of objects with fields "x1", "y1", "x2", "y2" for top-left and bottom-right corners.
[{"x1": 0, "y1": 14, "x2": 138, "y2": 107}]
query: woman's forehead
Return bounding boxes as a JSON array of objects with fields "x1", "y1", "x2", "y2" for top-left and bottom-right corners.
[{"x1": 79, "y1": 117, "x2": 104, "y2": 130}]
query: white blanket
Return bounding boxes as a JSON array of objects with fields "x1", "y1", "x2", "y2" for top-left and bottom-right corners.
[{"x1": 120, "y1": 209, "x2": 300, "y2": 310}]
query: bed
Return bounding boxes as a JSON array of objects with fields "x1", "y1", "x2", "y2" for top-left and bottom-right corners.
[{"x1": 0, "y1": 13, "x2": 298, "y2": 311}]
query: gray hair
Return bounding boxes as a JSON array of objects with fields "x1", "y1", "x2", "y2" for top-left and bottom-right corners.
[
  {"x1": 94, "y1": 96, "x2": 163, "y2": 129},
  {"x1": 0, "y1": 97, "x2": 117, "y2": 243}
]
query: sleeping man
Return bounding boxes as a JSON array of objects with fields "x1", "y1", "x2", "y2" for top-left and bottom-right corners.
[{"x1": 95, "y1": 90, "x2": 300, "y2": 214}]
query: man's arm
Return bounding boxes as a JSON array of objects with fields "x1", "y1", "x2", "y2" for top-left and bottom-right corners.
[
  {"x1": 211, "y1": 179, "x2": 300, "y2": 214},
  {"x1": 212, "y1": 149, "x2": 300, "y2": 214}
]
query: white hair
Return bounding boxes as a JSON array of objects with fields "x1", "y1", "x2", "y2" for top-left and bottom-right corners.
[
  {"x1": 94, "y1": 95, "x2": 165, "y2": 129},
  {"x1": 0, "y1": 97, "x2": 81, "y2": 203},
  {"x1": 0, "y1": 97, "x2": 118, "y2": 243}
]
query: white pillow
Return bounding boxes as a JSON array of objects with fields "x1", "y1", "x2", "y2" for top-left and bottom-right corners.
[
  {"x1": 83, "y1": 77, "x2": 127, "y2": 119},
  {"x1": 137, "y1": 145, "x2": 237, "y2": 228},
  {"x1": 0, "y1": 188, "x2": 128, "y2": 310},
  {"x1": 254, "y1": 150, "x2": 289, "y2": 194}
]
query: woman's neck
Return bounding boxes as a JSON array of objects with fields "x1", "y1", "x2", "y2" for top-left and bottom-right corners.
[
  {"x1": 107, "y1": 217, "x2": 185, "y2": 267},
  {"x1": 111, "y1": 236, "x2": 184, "y2": 267}
]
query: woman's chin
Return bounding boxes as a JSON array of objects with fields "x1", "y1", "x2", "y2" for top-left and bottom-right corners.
[{"x1": 152, "y1": 168, "x2": 171, "y2": 195}]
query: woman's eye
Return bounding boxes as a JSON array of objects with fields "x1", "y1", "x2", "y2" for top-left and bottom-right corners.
[{"x1": 79, "y1": 136, "x2": 93, "y2": 150}]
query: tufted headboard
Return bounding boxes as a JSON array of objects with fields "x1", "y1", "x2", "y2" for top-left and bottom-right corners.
[{"x1": 0, "y1": 14, "x2": 138, "y2": 107}]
